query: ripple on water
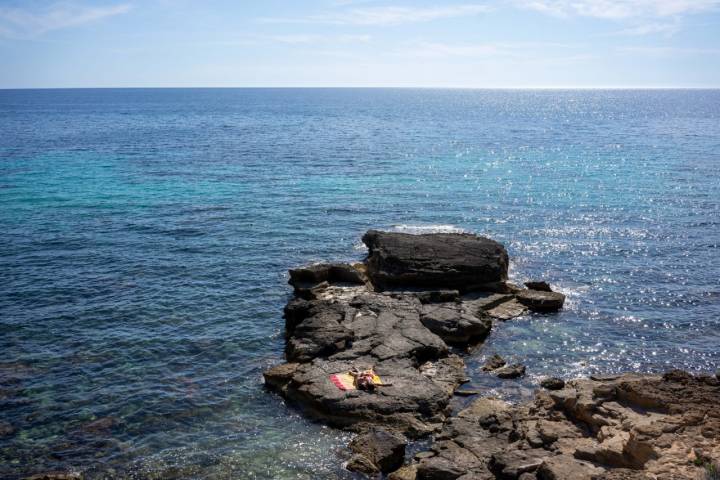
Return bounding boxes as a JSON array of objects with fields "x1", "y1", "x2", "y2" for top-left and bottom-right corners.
[{"x1": 1, "y1": 88, "x2": 719, "y2": 478}]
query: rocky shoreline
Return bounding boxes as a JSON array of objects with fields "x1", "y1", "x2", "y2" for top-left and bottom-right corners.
[{"x1": 264, "y1": 230, "x2": 719, "y2": 479}]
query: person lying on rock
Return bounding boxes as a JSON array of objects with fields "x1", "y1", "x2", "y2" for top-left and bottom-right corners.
[
  {"x1": 350, "y1": 367, "x2": 377, "y2": 391},
  {"x1": 349, "y1": 366, "x2": 392, "y2": 391}
]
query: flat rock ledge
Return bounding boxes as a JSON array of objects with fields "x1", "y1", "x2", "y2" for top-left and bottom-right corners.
[
  {"x1": 411, "y1": 370, "x2": 720, "y2": 480},
  {"x1": 264, "y1": 230, "x2": 566, "y2": 437}
]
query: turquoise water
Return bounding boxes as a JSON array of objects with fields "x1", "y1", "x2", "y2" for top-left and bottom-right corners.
[{"x1": 1, "y1": 88, "x2": 719, "y2": 478}]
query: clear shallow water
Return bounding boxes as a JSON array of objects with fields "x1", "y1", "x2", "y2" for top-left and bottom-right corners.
[{"x1": 1, "y1": 88, "x2": 719, "y2": 479}]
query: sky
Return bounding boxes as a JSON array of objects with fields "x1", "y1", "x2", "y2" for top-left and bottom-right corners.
[{"x1": 0, "y1": 0, "x2": 719, "y2": 88}]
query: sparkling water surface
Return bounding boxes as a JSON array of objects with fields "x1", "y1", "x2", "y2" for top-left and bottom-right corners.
[{"x1": 1, "y1": 88, "x2": 719, "y2": 479}]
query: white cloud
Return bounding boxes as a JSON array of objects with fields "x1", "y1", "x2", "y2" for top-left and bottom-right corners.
[
  {"x1": 394, "y1": 40, "x2": 592, "y2": 66},
  {"x1": 517, "y1": 0, "x2": 720, "y2": 19},
  {"x1": 261, "y1": 4, "x2": 491, "y2": 26},
  {"x1": 617, "y1": 45, "x2": 720, "y2": 55},
  {"x1": 408, "y1": 41, "x2": 503, "y2": 57},
  {"x1": 608, "y1": 22, "x2": 679, "y2": 36},
  {"x1": 0, "y1": 2, "x2": 131, "y2": 38},
  {"x1": 177, "y1": 33, "x2": 372, "y2": 48},
  {"x1": 268, "y1": 34, "x2": 372, "y2": 44}
]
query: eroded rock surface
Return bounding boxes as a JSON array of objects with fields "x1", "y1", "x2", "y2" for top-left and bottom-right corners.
[
  {"x1": 265, "y1": 290, "x2": 466, "y2": 436},
  {"x1": 264, "y1": 230, "x2": 568, "y2": 439},
  {"x1": 413, "y1": 371, "x2": 720, "y2": 479},
  {"x1": 420, "y1": 303, "x2": 492, "y2": 344}
]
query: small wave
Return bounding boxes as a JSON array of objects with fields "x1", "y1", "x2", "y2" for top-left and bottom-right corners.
[{"x1": 391, "y1": 224, "x2": 467, "y2": 234}]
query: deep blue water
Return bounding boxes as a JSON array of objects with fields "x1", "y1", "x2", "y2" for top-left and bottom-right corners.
[{"x1": 1, "y1": 88, "x2": 719, "y2": 479}]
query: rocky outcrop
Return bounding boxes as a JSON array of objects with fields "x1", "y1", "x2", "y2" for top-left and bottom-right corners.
[
  {"x1": 362, "y1": 230, "x2": 509, "y2": 291},
  {"x1": 412, "y1": 371, "x2": 720, "y2": 479},
  {"x1": 265, "y1": 290, "x2": 467, "y2": 436},
  {"x1": 265, "y1": 230, "x2": 571, "y2": 456},
  {"x1": 263, "y1": 230, "x2": 718, "y2": 480}
]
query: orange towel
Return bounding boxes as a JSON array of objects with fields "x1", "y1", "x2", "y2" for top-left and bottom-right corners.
[{"x1": 330, "y1": 372, "x2": 356, "y2": 391}]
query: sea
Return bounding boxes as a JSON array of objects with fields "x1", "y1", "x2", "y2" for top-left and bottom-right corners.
[{"x1": 1, "y1": 88, "x2": 719, "y2": 479}]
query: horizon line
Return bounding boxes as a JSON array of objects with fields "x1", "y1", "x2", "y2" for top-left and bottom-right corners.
[{"x1": 2, "y1": 86, "x2": 720, "y2": 91}]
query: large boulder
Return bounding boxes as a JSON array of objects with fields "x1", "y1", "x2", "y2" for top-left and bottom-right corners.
[
  {"x1": 516, "y1": 289, "x2": 565, "y2": 312},
  {"x1": 349, "y1": 428, "x2": 407, "y2": 474},
  {"x1": 362, "y1": 230, "x2": 509, "y2": 291}
]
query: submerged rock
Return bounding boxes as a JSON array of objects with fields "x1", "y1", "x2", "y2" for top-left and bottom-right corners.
[
  {"x1": 0, "y1": 420, "x2": 15, "y2": 437},
  {"x1": 23, "y1": 473, "x2": 82, "y2": 480},
  {"x1": 362, "y1": 230, "x2": 509, "y2": 291},
  {"x1": 413, "y1": 371, "x2": 720, "y2": 479},
  {"x1": 482, "y1": 354, "x2": 506, "y2": 371}
]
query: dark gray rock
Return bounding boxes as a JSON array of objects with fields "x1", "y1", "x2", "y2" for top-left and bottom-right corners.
[
  {"x1": 265, "y1": 292, "x2": 466, "y2": 436},
  {"x1": 289, "y1": 262, "x2": 366, "y2": 288},
  {"x1": 540, "y1": 377, "x2": 565, "y2": 390},
  {"x1": 420, "y1": 303, "x2": 491, "y2": 344},
  {"x1": 415, "y1": 290, "x2": 461, "y2": 304},
  {"x1": 283, "y1": 298, "x2": 314, "y2": 334},
  {"x1": 349, "y1": 428, "x2": 407, "y2": 473},
  {"x1": 524, "y1": 281, "x2": 553, "y2": 292},
  {"x1": 454, "y1": 388, "x2": 481, "y2": 396},
  {"x1": 285, "y1": 301, "x2": 353, "y2": 362},
  {"x1": 482, "y1": 354, "x2": 506, "y2": 371},
  {"x1": 362, "y1": 230, "x2": 508, "y2": 291},
  {"x1": 516, "y1": 289, "x2": 565, "y2": 312}
]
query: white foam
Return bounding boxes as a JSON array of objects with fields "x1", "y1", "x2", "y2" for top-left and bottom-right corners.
[{"x1": 391, "y1": 224, "x2": 467, "y2": 234}]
